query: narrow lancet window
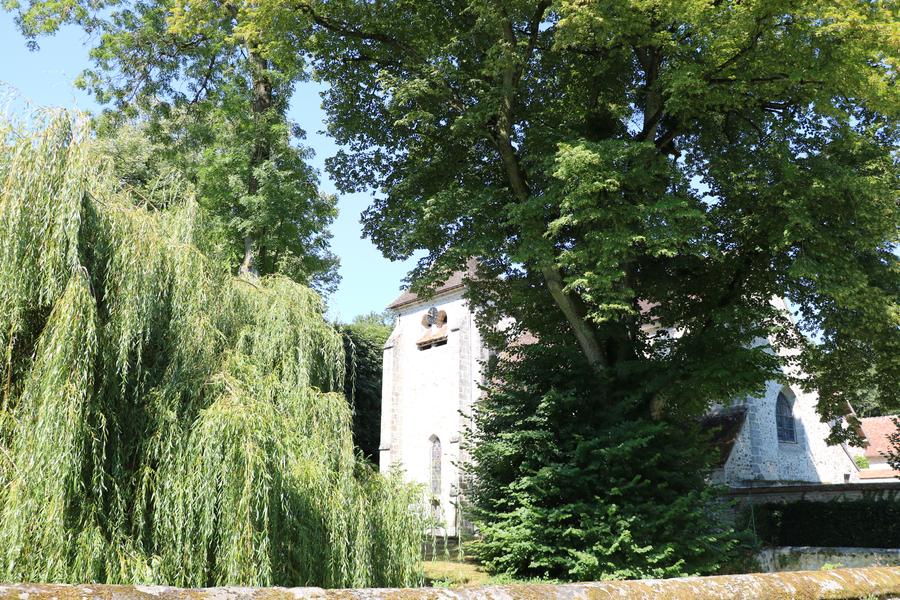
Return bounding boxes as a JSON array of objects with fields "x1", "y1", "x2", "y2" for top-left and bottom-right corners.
[
  {"x1": 776, "y1": 391, "x2": 796, "y2": 443},
  {"x1": 429, "y1": 435, "x2": 442, "y2": 496}
]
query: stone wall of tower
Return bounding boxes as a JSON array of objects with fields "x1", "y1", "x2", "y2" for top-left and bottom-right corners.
[
  {"x1": 378, "y1": 288, "x2": 484, "y2": 535},
  {"x1": 715, "y1": 300, "x2": 858, "y2": 487}
]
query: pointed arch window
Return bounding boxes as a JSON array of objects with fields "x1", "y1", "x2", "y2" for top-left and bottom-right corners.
[
  {"x1": 429, "y1": 435, "x2": 442, "y2": 495},
  {"x1": 776, "y1": 391, "x2": 797, "y2": 443}
]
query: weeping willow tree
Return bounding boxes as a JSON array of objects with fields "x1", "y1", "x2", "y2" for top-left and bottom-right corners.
[{"x1": 0, "y1": 111, "x2": 422, "y2": 588}]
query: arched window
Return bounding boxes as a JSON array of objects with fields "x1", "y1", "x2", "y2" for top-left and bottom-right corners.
[
  {"x1": 776, "y1": 391, "x2": 796, "y2": 443},
  {"x1": 429, "y1": 435, "x2": 442, "y2": 495}
]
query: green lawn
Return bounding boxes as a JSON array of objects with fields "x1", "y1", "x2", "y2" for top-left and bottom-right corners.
[
  {"x1": 420, "y1": 538, "x2": 555, "y2": 588},
  {"x1": 423, "y1": 559, "x2": 494, "y2": 587}
]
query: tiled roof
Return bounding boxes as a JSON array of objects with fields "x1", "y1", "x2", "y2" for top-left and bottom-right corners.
[
  {"x1": 858, "y1": 468, "x2": 900, "y2": 480},
  {"x1": 859, "y1": 416, "x2": 899, "y2": 459}
]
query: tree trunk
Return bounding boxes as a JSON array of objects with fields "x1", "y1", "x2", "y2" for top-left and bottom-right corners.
[
  {"x1": 239, "y1": 47, "x2": 273, "y2": 278},
  {"x1": 538, "y1": 264, "x2": 609, "y2": 373},
  {"x1": 239, "y1": 236, "x2": 255, "y2": 276},
  {"x1": 493, "y1": 90, "x2": 608, "y2": 378}
]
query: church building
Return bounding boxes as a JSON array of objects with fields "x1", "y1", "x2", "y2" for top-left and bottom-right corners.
[{"x1": 379, "y1": 272, "x2": 862, "y2": 534}]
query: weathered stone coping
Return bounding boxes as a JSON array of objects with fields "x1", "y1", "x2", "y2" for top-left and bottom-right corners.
[
  {"x1": 725, "y1": 481, "x2": 900, "y2": 497},
  {"x1": 2, "y1": 567, "x2": 899, "y2": 600}
]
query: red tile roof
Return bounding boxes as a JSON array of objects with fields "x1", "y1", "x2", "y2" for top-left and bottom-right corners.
[
  {"x1": 858, "y1": 468, "x2": 899, "y2": 480},
  {"x1": 859, "y1": 416, "x2": 899, "y2": 459}
]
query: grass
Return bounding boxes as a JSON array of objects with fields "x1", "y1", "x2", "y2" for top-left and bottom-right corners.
[
  {"x1": 421, "y1": 537, "x2": 557, "y2": 588},
  {"x1": 423, "y1": 559, "x2": 494, "y2": 587}
]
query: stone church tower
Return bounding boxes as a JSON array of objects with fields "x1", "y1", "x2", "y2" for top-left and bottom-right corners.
[{"x1": 379, "y1": 270, "x2": 486, "y2": 535}]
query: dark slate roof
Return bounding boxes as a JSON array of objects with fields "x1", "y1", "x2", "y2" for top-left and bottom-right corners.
[
  {"x1": 387, "y1": 261, "x2": 476, "y2": 310},
  {"x1": 701, "y1": 406, "x2": 749, "y2": 467}
]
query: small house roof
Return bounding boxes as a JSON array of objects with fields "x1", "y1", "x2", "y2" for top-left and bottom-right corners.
[{"x1": 859, "y1": 416, "x2": 899, "y2": 459}]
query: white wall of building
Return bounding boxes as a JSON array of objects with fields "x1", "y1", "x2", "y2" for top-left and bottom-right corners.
[{"x1": 379, "y1": 288, "x2": 485, "y2": 535}]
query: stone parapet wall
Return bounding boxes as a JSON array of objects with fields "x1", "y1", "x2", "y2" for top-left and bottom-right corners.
[
  {"x1": 726, "y1": 481, "x2": 900, "y2": 505},
  {"x1": 2, "y1": 567, "x2": 899, "y2": 600},
  {"x1": 758, "y1": 547, "x2": 900, "y2": 572}
]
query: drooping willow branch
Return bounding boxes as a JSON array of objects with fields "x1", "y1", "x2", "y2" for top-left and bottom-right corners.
[{"x1": 0, "y1": 111, "x2": 422, "y2": 588}]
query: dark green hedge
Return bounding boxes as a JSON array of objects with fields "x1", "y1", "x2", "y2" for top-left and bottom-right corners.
[
  {"x1": 341, "y1": 317, "x2": 392, "y2": 463},
  {"x1": 746, "y1": 498, "x2": 900, "y2": 548}
]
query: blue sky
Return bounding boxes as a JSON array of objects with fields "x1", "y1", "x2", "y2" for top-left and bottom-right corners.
[{"x1": 0, "y1": 13, "x2": 416, "y2": 322}]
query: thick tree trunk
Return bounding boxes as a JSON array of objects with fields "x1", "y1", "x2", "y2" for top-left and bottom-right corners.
[
  {"x1": 239, "y1": 48, "x2": 273, "y2": 278},
  {"x1": 493, "y1": 91, "x2": 608, "y2": 377}
]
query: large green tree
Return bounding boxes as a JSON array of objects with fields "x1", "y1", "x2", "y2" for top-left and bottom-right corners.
[
  {"x1": 300, "y1": 0, "x2": 898, "y2": 424},
  {"x1": 4, "y1": 0, "x2": 340, "y2": 291},
  {"x1": 296, "y1": 0, "x2": 898, "y2": 578}
]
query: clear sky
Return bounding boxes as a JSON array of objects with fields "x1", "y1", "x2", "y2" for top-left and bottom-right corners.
[{"x1": 0, "y1": 13, "x2": 416, "y2": 322}]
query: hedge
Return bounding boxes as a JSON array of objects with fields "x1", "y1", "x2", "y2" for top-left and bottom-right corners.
[{"x1": 746, "y1": 499, "x2": 900, "y2": 548}]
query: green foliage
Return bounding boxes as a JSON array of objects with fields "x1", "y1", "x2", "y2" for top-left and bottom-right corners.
[
  {"x1": 468, "y1": 337, "x2": 744, "y2": 581},
  {"x1": 888, "y1": 417, "x2": 900, "y2": 473},
  {"x1": 302, "y1": 0, "x2": 899, "y2": 428},
  {"x1": 6, "y1": 0, "x2": 339, "y2": 291},
  {"x1": 341, "y1": 316, "x2": 392, "y2": 462},
  {"x1": 854, "y1": 455, "x2": 871, "y2": 470},
  {"x1": 748, "y1": 499, "x2": 900, "y2": 548},
  {"x1": 0, "y1": 113, "x2": 421, "y2": 587},
  {"x1": 302, "y1": 3, "x2": 900, "y2": 575},
  {"x1": 92, "y1": 102, "x2": 340, "y2": 294}
]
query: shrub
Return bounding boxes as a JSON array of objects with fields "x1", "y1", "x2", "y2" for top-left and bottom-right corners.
[{"x1": 467, "y1": 338, "x2": 744, "y2": 581}]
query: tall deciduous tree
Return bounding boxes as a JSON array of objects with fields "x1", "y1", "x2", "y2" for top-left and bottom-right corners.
[
  {"x1": 299, "y1": 0, "x2": 896, "y2": 577},
  {"x1": 4, "y1": 0, "x2": 340, "y2": 291},
  {"x1": 299, "y1": 0, "x2": 898, "y2": 425}
]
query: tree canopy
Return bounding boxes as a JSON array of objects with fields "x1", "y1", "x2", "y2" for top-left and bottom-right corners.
[
  {"x1": 9, "y1": 0, "x2": 895, "y2": 424},
  {"x1": 0, "y1": 113, "x2": 420, "y2": 587},
  {"x1": 300, "y1": 0, "x2": 897, "y2": 578},
  {"x1": 300, "y1": 0, "x2": 898, "y2": 426},
  {"x1": 5, "y1": 0, "x2": 340, "y2": 291}
]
